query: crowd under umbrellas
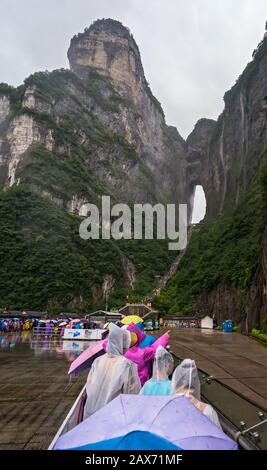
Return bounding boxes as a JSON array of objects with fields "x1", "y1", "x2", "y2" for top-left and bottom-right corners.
[{"x1": 0, "y1": 315, "x2": 101, "y2": 336}]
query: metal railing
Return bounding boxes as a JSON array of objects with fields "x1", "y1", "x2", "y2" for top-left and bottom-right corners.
[
  {"x1": 172, "y1": 354, "x2": 267, "y2": 450},
  {"x1": 32, "y1": 327, "x2": 62, "y2": 337}
]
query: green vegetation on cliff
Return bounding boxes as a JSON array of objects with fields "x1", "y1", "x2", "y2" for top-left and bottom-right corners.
[
  {"x1": 154, "y1": 152, "x2": 267, "y2": 315},
  {"x1": 0, "y1": 187, "x2": 174, "y2": 312},
  {"x1": 0, "y1": 67, "x2": 160, "y2": 203},
  {"x1": 0, "y1": 63, "x2": 176, "y2": 313},
  {"x1": 224, "y1": 34, "x2": 267, "y2": 104}
]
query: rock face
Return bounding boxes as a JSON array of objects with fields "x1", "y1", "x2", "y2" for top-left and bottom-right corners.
[
  {"x1": 0, "y1": 19, "x2": 232, "y2": 219},
  {"x1": 185, "y1": 118, "x2": 216, "y2": 220},
  {"x1": 69, "y1": 19, "x2": 152, "y2": 107},
  {"x1": 5, "y1": 115, "x2": 53, "y2": 187},
  {"x1": 193, "y1": 226, "x2": 267, "y2": 330},
  {"x1": 0, "y1": 19, "x2": 189, "y2": 216},
  {"x1": 1, "y1": 20, "x2": 266, "y2": 218},
  {"x1": 0, "y1": 95, "x2": 10, "y2": 124},
  {"x1": 68, "y1": 19, "x2": 188, "y2": 210},
  {"x1": 189, "y1": 33, "x2": 267, "y2": 327},
  {"x1": 198, "y1": 36, "x2": 267, "y2": 218},
  {"x1": 0, "y1": 19, "x2": 185, "y2": 312}
]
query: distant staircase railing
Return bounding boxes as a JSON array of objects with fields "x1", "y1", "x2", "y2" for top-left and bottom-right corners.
[{"x1": 32, "y1": 327, "x2": 62, "y2": 338}]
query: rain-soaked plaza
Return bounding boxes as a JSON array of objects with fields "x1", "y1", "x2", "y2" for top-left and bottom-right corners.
[
  {"x1": 0, "y1": 332, "x2": 88, "y2": 450},
  {"x1": 1, "y1": 329, "x2": 267, "y2": 450}
]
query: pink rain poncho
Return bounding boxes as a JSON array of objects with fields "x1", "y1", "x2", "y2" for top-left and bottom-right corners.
[
  {"x1": 125, "y1": 323, "x2": 169, "y2": 386},
  {"x1": 83, "y1": 323, "x2": 141, "y2": 420}
]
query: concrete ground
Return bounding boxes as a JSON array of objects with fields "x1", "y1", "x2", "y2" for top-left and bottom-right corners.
[
  {"x1": 1, "y1": 329, "x2": 267, "y2": 449},
  {"x1": 161, "y1": 328, "x2": 267, "y2": 410},
  {"x1": 0, "y1": 336, "x2": 85, "y2": 450}
]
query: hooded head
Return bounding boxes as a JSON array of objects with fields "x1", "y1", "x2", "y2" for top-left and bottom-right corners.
[
  {"x1": 126, "y1": 322, "x2": 146, "y2": 345},
  {"x1": 107, "y1": 323, "x2": 131, "y2": 356},
  {"x1": 171, "y1": 359, "x2": 201, "y2": 400},
  {"x1": 152, "y1": 346, "x2": 174, "y2": 381}
]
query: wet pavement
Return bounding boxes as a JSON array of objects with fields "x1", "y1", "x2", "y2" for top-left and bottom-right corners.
[
  {"x1": 0, "y1": 332, "x2": 89, "y2": 450},
  {"x1": 1, "y1": 329, "x2": 267, "y2": 450},
  {"x1": 162, "y1": 329, "x2": 267, "y2": 410}
]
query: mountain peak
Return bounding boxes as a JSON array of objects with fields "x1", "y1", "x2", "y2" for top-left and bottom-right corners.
[{"x1": 68, "y1": 19, "x2": 145, "y2": 101}]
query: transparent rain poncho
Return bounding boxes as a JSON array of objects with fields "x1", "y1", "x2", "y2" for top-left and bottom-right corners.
[
  {"x1": 152, "y1": 346, "x2": 174, "y2": 381},
  {"x1": 171, "y1": 359, "x2": 221, "y2": 428},
  {"x1": 171, "y1": 359, "x2": 201, "y2": 400},
  {"x1": 139, "y1": 346, "x2": 173, "y2": 396},
  {"x1": 107, "y1": 323, "x2": 131, "y2": 356},
  {"x1": 84, "y1": 324, "x2": 141, "y2": 420}
]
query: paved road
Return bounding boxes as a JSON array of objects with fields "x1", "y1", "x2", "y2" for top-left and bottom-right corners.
[{"x1": 159, "y1": 329, "x2": 267, "y2": 410}]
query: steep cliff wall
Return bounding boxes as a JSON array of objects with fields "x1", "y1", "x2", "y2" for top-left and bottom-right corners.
[
  {"x1": 0, "y1": 19, "x2": 185, "y2": 312},
  {"x1": 156, "y1": 31, "x2": 267, "y2": 329},
  {"x1": 0, "y1": 19, "x2": 189, "y2": 215},
  {"x1": 199, "y1": 34, "x2": 267, "y2": 218}
]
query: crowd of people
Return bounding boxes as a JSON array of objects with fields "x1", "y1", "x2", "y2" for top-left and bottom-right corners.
[
  {"x1": 0, "y1": 318, "x2": 37, "y2": 332},
  {"x1": 0, "y1": 317, "x2": 102, "y2": 336},
  {"x1": 83, "y1": 322, "x2": 221, "y2": 428}
]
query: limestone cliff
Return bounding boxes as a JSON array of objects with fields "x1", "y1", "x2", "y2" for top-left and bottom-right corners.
[
  {"x1": 156, "y1": 28, "x2": 267, "y2": 330},
  {"x1": 0, "y1": 19, "x2": 182, "y2": 311},
  {"x1": 191, "y1": 33, "x2": 267, "y2": 328},
  {"x1": 186, "y1": 34, "x2": 267, "y2": 218},
  {"x1": 0, "y1": 19, "x2": 188, "y2": 215}
]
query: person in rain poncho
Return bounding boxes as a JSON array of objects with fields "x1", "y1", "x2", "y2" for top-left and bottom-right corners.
[
  {"x1": 83, "y1": 323, "x2": 141, "y2": 420},
  {"x1": 139, "y1": 346, "x2": 174, "y2": 395},
  {"x1": 125, "y1": 323, "x2": 170, "y2": 386},
  {"x1": 171, "y1": 359, "x2": 222, "y2": 428}
]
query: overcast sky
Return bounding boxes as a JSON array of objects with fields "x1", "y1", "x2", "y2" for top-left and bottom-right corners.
[{"x1": 1, "y1": 0, "x2": 267, "y2": 219}]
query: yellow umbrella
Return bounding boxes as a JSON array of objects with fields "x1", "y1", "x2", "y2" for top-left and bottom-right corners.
[{"x1": 121, "y1": 315, "x2": 144, "y2": 325}]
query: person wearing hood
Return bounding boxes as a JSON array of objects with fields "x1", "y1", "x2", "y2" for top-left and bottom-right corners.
[
  {"x1": 125, "y1": 323, "x2": 170, "y2": 386},
  {"x1": 135, "y1": 321, "x2": 156, "y2": 349},
  {"x1": 171, "y1": 359, "x2": 221, "y2": 428},
  {"x1": 140, "y1": 346, "x2": 174, "y2": 395},
  {"x1": 83, "y1": 323, "x2": 141, "y2": 420}
]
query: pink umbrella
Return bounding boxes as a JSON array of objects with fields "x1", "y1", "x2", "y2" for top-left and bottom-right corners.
[{"x1": 68, "y1": 341, "x2": 105, "y2": 376}]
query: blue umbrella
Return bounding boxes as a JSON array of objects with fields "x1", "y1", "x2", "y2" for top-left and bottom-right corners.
[
  {"x1": 70, "y1": 431, "x2": 181, "y2": 450},
  {"x1": 54, "y1": 395, "x2": 237, "y2": 450}
]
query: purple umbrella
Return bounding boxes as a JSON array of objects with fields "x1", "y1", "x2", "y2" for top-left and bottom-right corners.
[
  {"x1": 68, "y1": 340, "x2": 105, "y2": 376},
  {"x1": 54, "y1": 395, "x2": 237, "y2": 450}
]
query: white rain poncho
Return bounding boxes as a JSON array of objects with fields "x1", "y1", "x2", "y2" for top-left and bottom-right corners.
[
  {"x1": 152, "y1": 346, "x2": 174, "y2": 381},
  {"x1": 83, "y1": 323, "x2": 141, "y2": 419},
  {"x1": 171, "y1": 359, "x2": 221, "y2": 428},
  {"x1": 171, "y1": 359, "x2": 201, "y2": 400}
]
